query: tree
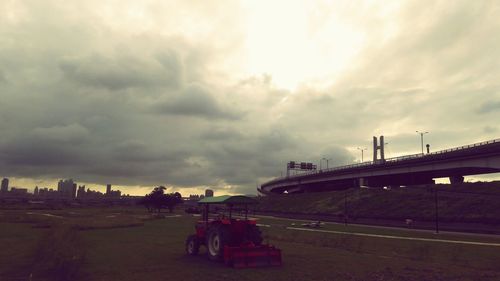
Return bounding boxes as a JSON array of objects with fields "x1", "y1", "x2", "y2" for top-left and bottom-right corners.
[
  {"x1": 138, "y1": 195, "x2": 152, "y2": 212},
  {"x1": 139, "y1": 187, "x2": 183, "y2": 213},
  {"x1": 164, "y1": 192, "x2": 183, "y2": 213}
]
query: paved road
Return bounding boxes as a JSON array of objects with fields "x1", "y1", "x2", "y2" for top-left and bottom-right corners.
[
  {"x1": 286, "y1": 227, "x2": 500, "y2": 247},
  {"x1": 254, "y1": 214, "x2": 500, "y2": 240}
]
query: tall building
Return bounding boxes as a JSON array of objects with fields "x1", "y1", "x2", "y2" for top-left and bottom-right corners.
[
  {"x1": 10, "y1": 187, "x2": 28, "y2": 196},
  {"x1": 57, "y1": 179, "x2": 77, "y2": 199},
  {"x1": 77, "y1": 185, "x2": 86, "y2": 199},
  {"x1": 205, "y1": 189, "x2": 214, "y2": 197},
  {"x1": 1, "y1": 178, "x2": 9, "y2": 192},
  {"x1": 105, "y1": 184, "x2": 121, "y2": 198},
  {"x1": 34, "y1": 186, "x2": 39, "y2": 196},
  {"x1": 38, "y1": 187, "x2": 58, "y2": 198}
]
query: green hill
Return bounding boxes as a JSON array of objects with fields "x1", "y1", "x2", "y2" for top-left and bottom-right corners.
[{"x1": 256, "y1": 182, "x2": 500, "y2": 224}]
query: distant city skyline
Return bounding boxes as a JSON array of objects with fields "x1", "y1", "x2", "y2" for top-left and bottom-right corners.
[
  {"x1": 1, "y1": 1, "x2": 499, "y2": 195},
  {"x1": 1, "y1": 177, "x2": 126, "y2": 199},
  {"x1": 0, "y1": 177, "x2": 204, "y2": 196}
]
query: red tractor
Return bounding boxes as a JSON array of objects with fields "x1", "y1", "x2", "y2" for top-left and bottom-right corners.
[{"x1": 185, "y1": 195, "x2": 282, "y2": 268}]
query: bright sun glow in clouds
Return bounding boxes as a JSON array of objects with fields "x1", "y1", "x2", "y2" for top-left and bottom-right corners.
[{"x1": 242, "y1": 0, "x2": 365, "y2": 90}]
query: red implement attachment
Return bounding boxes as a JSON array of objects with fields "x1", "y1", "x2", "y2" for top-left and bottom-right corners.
[{"x1": 223, "y1": 244, "x2": 282, "y2": 268}]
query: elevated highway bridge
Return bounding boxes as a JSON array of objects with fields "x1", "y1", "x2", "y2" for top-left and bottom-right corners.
[{"x1": 259, "y1": 138, "x2": 500, "y2": 194}]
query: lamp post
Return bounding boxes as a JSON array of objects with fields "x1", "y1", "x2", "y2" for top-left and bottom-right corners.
[
  {"x1": 344, "y1": 190, "x2": 348, "y2": 226},
  {"x1": 416, "y1": 131, "x2": 429, "y2": 154},
  {"x1": 434, "y1": 185, "x2": 439, "y2": 234},
  {"x1": 357, "y1": 147, "x2": 367, "y2": 162},
  {"x1": 322, "y1": 157, "x2": 332, "y2": 169}
]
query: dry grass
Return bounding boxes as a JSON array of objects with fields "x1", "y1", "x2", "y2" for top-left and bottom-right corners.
[
  {"x1": 33, "y1": 226, "x2": 86, "y2": 281},
  {"x1": 1, "y1": 206, "x2": 499, "y2": 281}
]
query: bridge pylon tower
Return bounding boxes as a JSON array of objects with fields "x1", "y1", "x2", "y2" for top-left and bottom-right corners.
[{"x1": 373, "y1": 136, "x2": 386, "y2": 163}]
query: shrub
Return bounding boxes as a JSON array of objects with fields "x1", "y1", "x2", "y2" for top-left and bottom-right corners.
[{"x1": 33, "y1": 226, "x2": 85, "y2": 281}]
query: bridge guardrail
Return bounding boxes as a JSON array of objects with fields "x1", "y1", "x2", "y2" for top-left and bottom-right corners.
[{"x1": 264, "y1": 138, "x2": 500, "y2": 186}]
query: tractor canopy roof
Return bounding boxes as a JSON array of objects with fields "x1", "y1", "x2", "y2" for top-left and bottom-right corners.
[{"x1": 198, "y1": 195, "x2": 258, "y2": 205}]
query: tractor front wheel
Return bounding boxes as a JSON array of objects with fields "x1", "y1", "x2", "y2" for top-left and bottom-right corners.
[{"x1": 185, "y1": 235, "x2": 200, "y2": 256}]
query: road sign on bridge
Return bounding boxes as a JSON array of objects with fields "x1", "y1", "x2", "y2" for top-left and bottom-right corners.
[{"x1": 286, "y1": 161, "x2": 317, "y2": 177}]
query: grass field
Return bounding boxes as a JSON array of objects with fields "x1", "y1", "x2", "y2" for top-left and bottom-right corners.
[
  {"x1": 0, "y1": 207, "x2": 499, "y2": 281},
  {"x1": 256, "y1": 182, "x2": 500, "y2": 226}
]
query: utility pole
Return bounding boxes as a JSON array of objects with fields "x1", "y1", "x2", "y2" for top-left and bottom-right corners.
[
  {"x1": 357, "y1": 147, "x2": 367, "y2": 162},
  {"x1": 344, "y1": 189, "x2": 348, "y2": 226},
  {"x1": 434, "y1": 185, "x2": 439, "y2": 234},
  {"x1": 416, "y1": 131, "x2": 429, "y2": 154}
]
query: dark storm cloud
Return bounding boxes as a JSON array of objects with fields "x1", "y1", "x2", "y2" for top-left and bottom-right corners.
[
  {"x1": 0, "y1": 124, "x2": 90, "y2": 166},
  {"x1": 197, "y1": 126, "x2": 356, "y2": 195},
  {"x1": 111, "y1": 139, "x2": 189, "y2": 164},
  {"x1": 200, "y1": 127, "x2": 244, "y2": 140},
  {"x1": 0, "y1": 0, "x2": 246, "y2": 188},
  {"x1": 1, "y1": 139, "x2": 83, "y2": 167},
  {"x1": 59, "y1": 51, "x2": 183, "y2": 91},
  {"x1": 31, "y1": 124, "x2": 90, "y2": 144},
  {"x1": 153, "y1": 84, "x2": 243, "y2": 120}
]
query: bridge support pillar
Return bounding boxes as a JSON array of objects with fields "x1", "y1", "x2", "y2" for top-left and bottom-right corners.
[
  {"x1": 357, "y1": 178, "x2": 365, "y2": 188},
  {"x1": 449, "y1": 175, "x2": 464, "y2": 184}
]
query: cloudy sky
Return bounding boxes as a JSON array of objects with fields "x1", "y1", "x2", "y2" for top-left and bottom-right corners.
[{"x1": 1, "y1": 0, "x2": 499, "y2": 195}]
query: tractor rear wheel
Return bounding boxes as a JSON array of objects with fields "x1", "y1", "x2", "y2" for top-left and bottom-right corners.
[
  {"x1": 206, "y1": 226, "x2": 231, "y2": 261},
  {"x1": 185, "y1": 235, "x2": 200, "y2": 256}
]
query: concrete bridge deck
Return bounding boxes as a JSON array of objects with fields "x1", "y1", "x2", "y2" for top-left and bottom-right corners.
[{"x1": 260, "y1": 138, "x2": 500, "y2": 194}]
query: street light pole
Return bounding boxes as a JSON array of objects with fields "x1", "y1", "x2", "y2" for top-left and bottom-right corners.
[
  {"x1": 357, "y1": 147, "x2": 367, "y2": 162},
  {"x1": 344, "y1": 190, "x2": 348, "y2": 226},
  {"x1": 434, "y1": 185, "x2": 439, "y2": 234},
  {"x1": 416, "y1": 131, "x2": 429, "y2": 154}
]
